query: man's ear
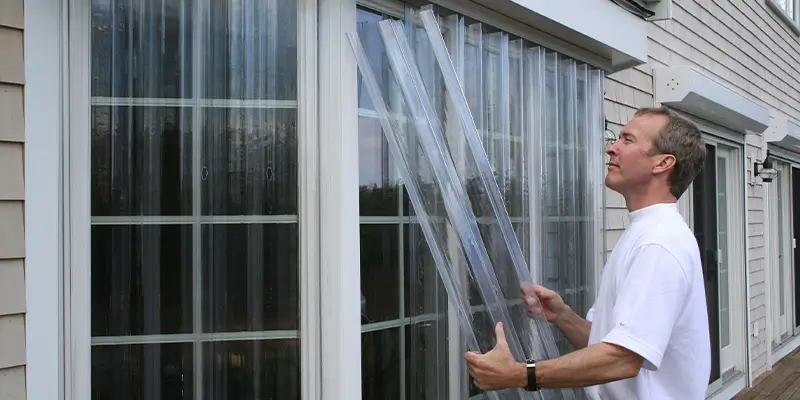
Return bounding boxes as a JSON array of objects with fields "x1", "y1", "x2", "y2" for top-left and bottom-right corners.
[{"x1": 652, "y1": 154, "x2": 676, "y2": 175}]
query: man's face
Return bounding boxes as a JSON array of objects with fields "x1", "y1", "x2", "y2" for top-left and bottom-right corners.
[{"x1": 604, "y1": 114, "x2": 669, "y2": 194}]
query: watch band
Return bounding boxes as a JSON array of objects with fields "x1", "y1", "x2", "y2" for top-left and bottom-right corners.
[{"x1": 525, "y1": 359, "x2": 540, "y2": 391}]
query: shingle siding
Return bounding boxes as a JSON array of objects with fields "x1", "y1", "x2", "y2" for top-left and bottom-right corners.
[
  {"x1": 602, "y1": 0, "x2": 800, "y2": 384},
  {"x1": 0, "y1": 1, "x2": 26, "y2": 398}
]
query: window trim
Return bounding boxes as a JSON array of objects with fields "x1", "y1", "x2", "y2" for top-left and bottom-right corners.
[
  {"x1": 765, "y1": 0, "x2": 800, "y2": 36},
  {"x1": 24, "y1": 0, "x2": 68, "y2": 398},
  {"x1": 318, "y1": 0, "x2": 363, "y2": 399}
]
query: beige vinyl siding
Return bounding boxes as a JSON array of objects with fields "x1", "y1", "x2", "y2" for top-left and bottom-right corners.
[
  {"x1": 0, "y1": 0, "x2": 27, "y2": 398},
  {"x1": 602, "y1": 0, "x2": 800, "y2": 381}
]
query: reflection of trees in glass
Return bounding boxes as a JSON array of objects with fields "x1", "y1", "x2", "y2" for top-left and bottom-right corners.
[
  {"x1": 91, "y1": 106, "x2": 193, "y2": 216},
  {"x1": 203, "y1": 110, "x2": 298, "y2": 215}
]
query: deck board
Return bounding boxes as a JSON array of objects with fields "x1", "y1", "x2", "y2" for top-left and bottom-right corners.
[{"x1": 734, "y1": 349, "x2": 800, "y2": 399}]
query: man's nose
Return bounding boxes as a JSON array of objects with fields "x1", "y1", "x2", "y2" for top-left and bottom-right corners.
[{"x1": 605, "y1": 142, "x2": 617, "y2": 156}]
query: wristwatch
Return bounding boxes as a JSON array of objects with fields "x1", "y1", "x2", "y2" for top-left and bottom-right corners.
[{"x1": 524, "y1": 359, "x2": 540, "y2": 391}]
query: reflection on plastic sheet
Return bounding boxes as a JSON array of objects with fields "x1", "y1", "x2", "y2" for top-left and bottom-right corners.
[{"x1": 348, "y1": 7, "x2": 598, "y2": 399}]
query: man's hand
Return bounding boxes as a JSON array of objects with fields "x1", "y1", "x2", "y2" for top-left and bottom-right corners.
[
  {"x1": 520, "y1": 283, "x2": 568, "y2": 323},
  {"x1": 464, "y1": 322, "x2": 527, "y2": 391}
]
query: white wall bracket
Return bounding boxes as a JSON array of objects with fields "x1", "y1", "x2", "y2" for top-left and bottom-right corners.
[
  {"x1": 654, "y1": 66, "x2": 771, "y2": 134},
  {"x1": 765, "y1": 116, "x2": 800, "y2": 152}
]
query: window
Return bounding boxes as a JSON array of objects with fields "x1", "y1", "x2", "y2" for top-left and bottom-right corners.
[
  {"x1": 772, "y1": 0, "x2": 798, "y2": 20},
  {"x1": 767, "y1": 0, "x2": 800, "y2": 33},
  {"x1": 89, "y1": 0, "x2": 300, "y2": 397},
  {"x1": 356, "y1": 3, "x2": 605, "y2": 397}
]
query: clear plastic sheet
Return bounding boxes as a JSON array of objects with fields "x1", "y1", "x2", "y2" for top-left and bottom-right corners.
[{"x1": 348, "y1": 8, "x2": 588, "y2": 400}]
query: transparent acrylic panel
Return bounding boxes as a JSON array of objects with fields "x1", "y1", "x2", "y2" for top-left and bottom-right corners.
[
  {"x1": 348, "y1": 11, "x2": 593, "y2": 400},
  {"x1": 349, "y1": 17, "x2": 496, "y2": 398},
  {"x1": 349, "y1": 6, "x2": 605, "y2": 398}
]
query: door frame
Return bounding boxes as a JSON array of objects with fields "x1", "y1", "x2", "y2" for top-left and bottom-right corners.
[
  {"x1": 716, "y1": 146, "x2": 738, "y2": 373},
  {"x1": 763, "y1": 147, "x2": 800, "y2": 369},
  {"x1": 679, "y1": 122, "x2": 749, "y2": 397}
]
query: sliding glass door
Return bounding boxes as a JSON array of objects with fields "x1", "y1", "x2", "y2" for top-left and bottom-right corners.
[{"x1": 692, "y1": 141, "x2": 745, "y2": 386}]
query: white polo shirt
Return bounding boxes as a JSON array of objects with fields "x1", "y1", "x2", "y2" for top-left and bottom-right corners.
[{"x1": 584, "y1": 203, "x2": 711, "y2": 400}]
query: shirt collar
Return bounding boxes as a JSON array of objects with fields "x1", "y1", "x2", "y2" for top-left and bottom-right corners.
[{"x1": 629, "y1": 202, "x2": 679, "y2": 224}]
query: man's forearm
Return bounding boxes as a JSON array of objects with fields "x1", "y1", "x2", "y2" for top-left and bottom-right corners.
[
  {"x1": 535, "y1": 342, "x2": 643, "y2": 388},
  {"x1": 553, "y1": 306, "x2": 592, "y2": 349},
  {"x1": 504, "y1": 342, "x2": 643, "y2": 390}
]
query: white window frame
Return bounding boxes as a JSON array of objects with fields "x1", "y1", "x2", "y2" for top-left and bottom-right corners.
[
  {"x1": 766, "y1": 0, "x2": 800, "y2": 36},
  {"x1": 24, "y1": 0, "x2": 67, "y2": 398}
]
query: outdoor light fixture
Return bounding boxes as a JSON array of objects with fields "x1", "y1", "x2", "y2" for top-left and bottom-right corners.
[
  {"x1": 604, "y1": 119, "x2": 617, "y2": 149},
  {"x1": 754, "y1": 150, "x2": 778, "y2": 183}
]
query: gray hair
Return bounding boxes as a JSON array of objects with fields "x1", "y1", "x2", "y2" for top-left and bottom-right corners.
[{"x1": 634, "y1": 107, "x2": 707, "y2": 198}]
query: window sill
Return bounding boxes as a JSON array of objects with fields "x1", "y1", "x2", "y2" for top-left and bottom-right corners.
[{"x1": 765, "y1": 0, "x2": 800, "y2": 36}]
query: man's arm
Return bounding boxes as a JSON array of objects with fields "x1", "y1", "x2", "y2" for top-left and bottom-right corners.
[
  {"x1": 500, "y1": 342, "x2": 643, "y2": 390},
  {"x1": 468, "y1": 244, "x2": 690, "y2": 391},
  {"x1": 467, "y1": 324, "x2": 643, "y2": 391},
  {"x1": 522, "y1": 284, "x2": 592, "y2": 349},
  {"x1": 552, "y1": 306, "x2": 592, "y2": 349}
]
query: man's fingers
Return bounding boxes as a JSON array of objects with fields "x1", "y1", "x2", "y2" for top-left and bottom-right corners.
[
  {"x1": 464, "y1": 351, "x2": 482, "y2": 366},
  {"x1": 494, "y1": 321, "x2": 508, "y2": 348}
]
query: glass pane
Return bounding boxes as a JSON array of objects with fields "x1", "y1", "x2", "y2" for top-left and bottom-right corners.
[
  {"x1": 405, "y1": 321, "x2": 450, "y2": 400},
  {"x1": 202, "y1": 224, "x2": 299, "y2": 332},
  {"x1": 91, "y1": 343, "x2": 194, "y2": 400},
  {"x1": 202, "y1": 0, "x2": 297, "y2": 100},
  {"x1": 91, "y1": 106, "x2": 193, "y2": 216},
  {"x1": 360, "y1": 224, "x2": 401, "y2": 323},
  {"x1": 91, "y1": 0, "x2": 194, "y2": 98},
  {"x1": 404, "y1": 224, "x2": 447, "y2": 318},
  {"x1": 92, "y1": 225, "x2": 193, "y2": 336},
  {"x1": 362, "y1": 328, "x2": 401, "y2": 398},
  {"x1": 203, "y1": 339, "x2": 300, "y2": 399},
  {"x1": 779, "y1": 173, "x2": 786, "y2": 316},
  {"x1": 202, "y1": 108, "x2": 298, "y2": 216},
  {"x1": 358, "y1": 116, "x2": 404, "y2": 216},
  {"x1": 716, "y1": 156, "x2": 730, "y2": 347}
]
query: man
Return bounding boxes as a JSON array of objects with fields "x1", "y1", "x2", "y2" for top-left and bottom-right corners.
[{"x1": 465, "y1": 107, "x2": 711, "y2": 399}]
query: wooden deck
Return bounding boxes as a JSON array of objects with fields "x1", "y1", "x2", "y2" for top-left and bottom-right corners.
[{"x1": 734, "y1": 348, "x2": 800, "y2": 399}]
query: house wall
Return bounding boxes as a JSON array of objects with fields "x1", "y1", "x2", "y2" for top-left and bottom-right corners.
[
  {"x1": 603, "y1": 0, "x2": 800, "y2": 381},
  {"x1": 0, "y1": 0, "x2": 27, "y2": 398}
]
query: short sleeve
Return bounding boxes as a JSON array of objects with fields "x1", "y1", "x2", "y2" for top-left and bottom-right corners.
[
  {"x1": 586, "y1": 306, "x2": 595, "y2": 322},
  {"x1": 600, "y1": 244, "x2": 689, "y2": 371}
]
